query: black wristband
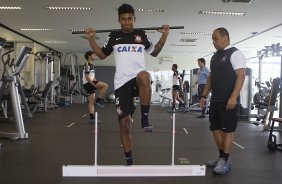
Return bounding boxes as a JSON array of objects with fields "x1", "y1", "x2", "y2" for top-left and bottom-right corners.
[{"x1": 200, "y1": 96, "x2": 206, "y2": 99}]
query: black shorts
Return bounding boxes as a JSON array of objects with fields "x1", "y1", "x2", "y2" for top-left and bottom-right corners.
[
  {"x1": 198, "y1": 84, "x2": 205, "y2": 97},
  {"x1": 209, "y1": 101, "x2": 239, "y2": 133},
  {"x1": 172, "y1": 85, "x2": 180, "y2": 91},
  {"x1": 115, "y1": 78, "x2": 138, "y2": 120},
  {"x1": 83, "y1": 81, "x2": 99, "y2": 94}
]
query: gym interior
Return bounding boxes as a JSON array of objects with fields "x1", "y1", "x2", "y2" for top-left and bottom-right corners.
[{"x1": 0, "y1": 0, "x2": 282, "y2": 184}]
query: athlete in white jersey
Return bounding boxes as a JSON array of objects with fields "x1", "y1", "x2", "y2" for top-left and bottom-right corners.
[
  {"x1": 83, "y1": 51, "x2": 108, "y2": 123},
  {"x1": 171, "y1": 64, "x2": 185, "y2": 110},
  {"x1": 84, "y1": 3, "x2": 169, "y2": 165}
]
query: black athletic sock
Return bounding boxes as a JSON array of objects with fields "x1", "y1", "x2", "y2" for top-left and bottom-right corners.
[
  {"x1": 201, "y1": 107, "x2": 206, "y2": 115},
  {"x1": 141, "y1": 105, "x2": 150, "y2": 128},
  {"x1": 90, "y1": 113, "x2": 95, "y2": 120},
  {"x1": 124, "y1": 151, "x2": 133, "y2": 165},
  {"x1": 130, "y1": 106, "x2": 136, "y2": 117},
  {"x1": 221, "y1": 152, "x2": 229, "y2": 161},
  {"x1": 219, "y1": 149, "x2": 224, "y2": 158}
]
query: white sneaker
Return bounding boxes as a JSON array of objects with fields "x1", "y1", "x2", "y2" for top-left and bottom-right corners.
[
  {"x1": 207, "y1": 157, "x2": 220, "y2": 168},
  {"x1": 213, "y1": 158, "x2": 231, "y2": 175}
]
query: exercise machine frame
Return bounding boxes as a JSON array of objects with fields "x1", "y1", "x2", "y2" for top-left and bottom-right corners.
[{"x1": 0, "y1": 46, "x2": 32, "y2": 139}]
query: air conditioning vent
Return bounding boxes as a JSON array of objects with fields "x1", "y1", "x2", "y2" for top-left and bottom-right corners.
[
  {"x1": 222, "y1": 0, "x2": 257, "y2": 3},
  {"x1": 180, "y1": 38, "x2": 197, "y2": 42},
  {"x1": 4, "y1": 42, "x2": 14, "y2": 49},
  {"x1": 161, "y1": 57, "x2": 173, "y2": 62}
]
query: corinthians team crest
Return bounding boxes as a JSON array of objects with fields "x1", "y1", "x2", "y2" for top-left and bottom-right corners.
[
  {"x1": 134, "y1": 35, "x2": 142, "y2": 43},
  {"x1": 221, "y1": 55, "x2": 227, "y2": 62}
]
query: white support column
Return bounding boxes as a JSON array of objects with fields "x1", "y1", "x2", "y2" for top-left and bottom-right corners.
[
  {"x1": 171, "y1": 112, "x2": 175, "y2": 166},
  {"x1": 94, "y1": 112, "x2": 98, "y2": 166},
  {"x1": 45, "y1": 56, "x2": 49, "y2": 85}
]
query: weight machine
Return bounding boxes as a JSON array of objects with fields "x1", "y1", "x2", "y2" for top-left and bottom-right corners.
[
  {"x1": 1, "y1": 46, "x2": 33, "y2": 120},
  {"x1": 34, "y1": 51, "x2": 58, "y2": 111},
  {"x1": 58, "y1": 53, "x2": 81, "y2": 106},
  {"x1": 0, "y1": 37, "x2": 6, "y2": 148},
  {"x1": 264, "y1": 78, "x2": 282, "y2": 151},
  {"x1": 254, "y1": 43, "x2": 282, "y2": 151},
  {"x1": 0, "y1": 45, "x2": 32, "y2": 139},
  {"x1": 256, "y1": 43, "x2": 282, "y2": 117}
]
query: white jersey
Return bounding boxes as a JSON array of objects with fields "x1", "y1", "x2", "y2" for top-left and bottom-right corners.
[
  {"x1": 172, "y1": 71, "x2": 180, "y2": 85},
  {"x1": 82, "y1": 62, "x2": 95, "y2": 84},
  {"x1": 102, "y1": 30, "x2": 154, "y2": 90}
]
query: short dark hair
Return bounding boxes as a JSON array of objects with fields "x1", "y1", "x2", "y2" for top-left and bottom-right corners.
[
  {"x1": 214, "y1": 27, "x2": 230, "y2": 40},
  {"x1": 198, "y1": 58, "x2": 205, "y2": 65},
  {"x1": 172, "y1": 64, "x2": 178, "y2": 69},
  {"x1": 118, "y1": 3, "x2": 135, "y2": 18},
  {"x1": 84, "y1": 50, "x2": 93, "y2": 60}
]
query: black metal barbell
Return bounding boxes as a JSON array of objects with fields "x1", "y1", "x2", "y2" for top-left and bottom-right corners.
[{"x1": 72, "y1": 26, "x2": 184, "y2": 34}]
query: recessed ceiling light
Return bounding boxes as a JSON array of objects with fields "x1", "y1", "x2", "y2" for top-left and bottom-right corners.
[
  {"x1": 180, "y1": 32, "x2": 211, "y2": 35},
  {"x1": 44, "y1": 41, "x2": 69, "y2": 44},
  {"x1": 20, "y1": 28, "x2": 52, "y2": 31},
  {"x1": 199, "y1": 10, "x2": 246, "y2": 16},
  {"x1": 170, "y1": 44, "x2": 197, "y2": 46},
  {"x1": 135, "y1": 8, "x2": 165, "y2": 13},
  {"x1": 46, "y1": 7, "x2": 94, "y2": 11},
  {"x1": 70, "y1": 29, "x2": 84, "y2": 32},
  {"x1": 0, "y1": 7, "x2": 23, "y2": 10}
]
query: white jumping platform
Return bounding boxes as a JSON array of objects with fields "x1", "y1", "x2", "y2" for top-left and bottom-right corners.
[
  {"x1": 63, "y1": 165, "x2": 205, "y2": 177},
  {"x1": 62, "y1": 112, "x2": 206, "y2": 177}
]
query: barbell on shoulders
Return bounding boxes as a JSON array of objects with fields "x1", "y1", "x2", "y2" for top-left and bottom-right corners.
[{"x1": 72, "y1": 26, "x2": 184, "y2": 34}]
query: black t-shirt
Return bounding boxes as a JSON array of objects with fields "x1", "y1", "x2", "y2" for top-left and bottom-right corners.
[{"x1": 210, "y1": 47, "x2": 238, "y2": 102}]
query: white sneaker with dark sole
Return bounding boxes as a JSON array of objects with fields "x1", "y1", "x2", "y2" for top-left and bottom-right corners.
[
  {"x1": 89, "y1": 119, "x2": 102, "y2": 124},
  {"x1": 207, "y1": 157, "x2": 220, "y2": 168},
  {"x1": 142, "y1": 125, "x2": 154, "y2": 132},
  {"x1": 213, "y1": 158, "x2": 231, "y2": 175},
  {"x1": 95, "y1": 102, "x2": 105, "y2": 108}
]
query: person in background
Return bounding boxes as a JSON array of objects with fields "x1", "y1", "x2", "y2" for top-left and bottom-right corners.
[
  {"x1": 171, "y1": 64, "x2": 185, "y2": 110},
  {"x1": 193, "y1": 58, "x2": 209, "y2": 118},
  {"x1": 83, "y1": 51, "x2": 108, "y2": 123}
]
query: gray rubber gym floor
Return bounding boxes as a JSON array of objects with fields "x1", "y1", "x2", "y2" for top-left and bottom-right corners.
[{"x1": 0, "y1": 103, "x2": 281, "y2": 184}]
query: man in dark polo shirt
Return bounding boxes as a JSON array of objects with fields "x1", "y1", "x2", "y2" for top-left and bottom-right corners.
[{"x1": 199, "y1": 27, "x2": 246, "y2": 175}]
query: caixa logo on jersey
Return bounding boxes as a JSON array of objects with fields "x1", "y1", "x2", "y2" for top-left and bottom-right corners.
[{"x1": 117, "y1": 46, "x2": 143, "y2": 53}]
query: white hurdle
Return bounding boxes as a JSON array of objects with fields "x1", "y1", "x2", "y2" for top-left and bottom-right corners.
[{"x1": 62, "y1": 112, "x2": 206, "y2": 177}]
